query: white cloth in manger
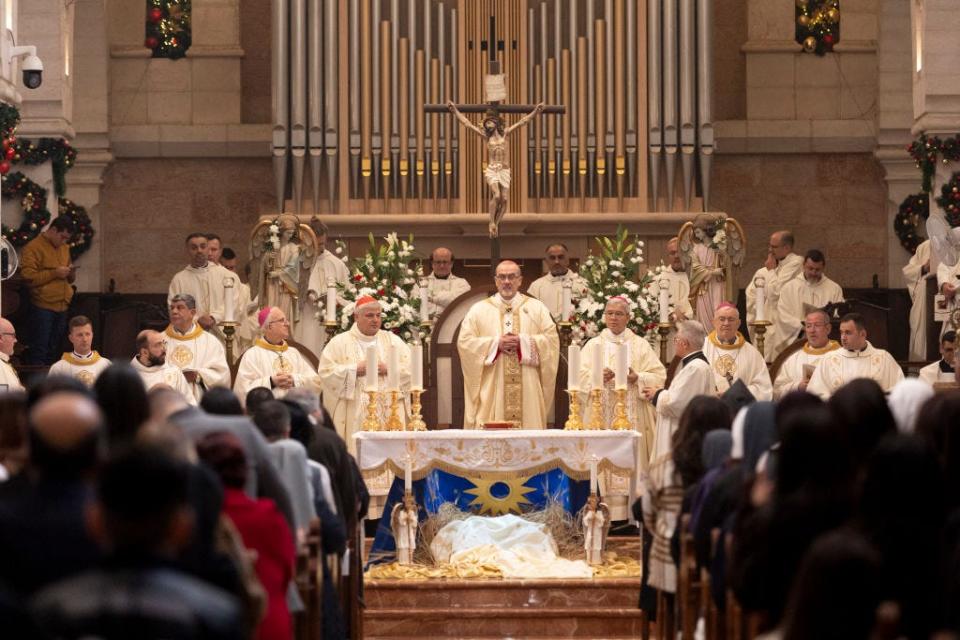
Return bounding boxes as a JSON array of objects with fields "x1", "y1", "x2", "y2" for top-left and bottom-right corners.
[{"x1": 429, "y1": 514, "x2": 593, "y2": 579}]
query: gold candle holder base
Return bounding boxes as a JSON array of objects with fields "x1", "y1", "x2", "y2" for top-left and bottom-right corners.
[
  {"x1": 361, "y1": 390, "x2": 381, "y2": 431},
  {"x1": 657, "y1": 322, "x2": 672, "y2": 365},
  {"x1": 588, "y1": 388, "x2": 605, "y2": 430},
  {"x1": 748, "y1": 320, "x2": 772, "y2": 359},
  {"x1": 323, "y1": 321, "x2": 338, "y2": 342},
  {"x1": 218, "y1": 320, "x2": 240, "y2": 366},
  {"x1": 384, "y1": 390, "x2": 404, "y2": 431},
  {"x1": 611, "y1": 388, "x2": 632, "y2": 430},
  {"x1": 558, "y1": 321, "x2": 573, "y2": 348},
  {"x1": 408, "y1": 389, "x2": 427, "y2": 431},
  {"x1": 564, "y1": 389, "x2": 583, "y2": 430}
]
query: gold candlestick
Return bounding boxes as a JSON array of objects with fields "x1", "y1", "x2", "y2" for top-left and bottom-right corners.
[
  {"x1": 408, "y1": 389, "x2": 427, "y2": 431},
  {"x1": 748, "y1": 320, "x2": 772, "y2": 359},
  {"x1": 218, "y1": 320, "x2": 239, "y2": 366},
  {"x1": 564, "y1": 390, "x2": 584, "y2": 430},
  {"x1": 558, "y1": 321, "x2": 573, "y2": 348},
  {"x1": 611, "y1": 388, "x2": 632, "y2": 430},
  {"x1": 384, "y1": 390, "x2": 404, "y2": 431},
  {"x1": 588, "y1": 388, "x2": 605, "y2": 430},
  {"x1": 361, "y1": 390, "x2": 381, "y2": 431},
  {"x1": 323, "y1": 321, "x2": 338, "y2": 342},
  {"x1": 657, "y1": 322, "x2": 672, "y2": 365}
]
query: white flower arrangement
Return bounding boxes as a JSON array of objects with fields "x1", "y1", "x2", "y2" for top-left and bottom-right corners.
[
  {"x1": 332, "y1": 232, "x2": 428, "y2": 342},
  {"x1": 572, "y1": 226, "x2": 661, "y2": 344}
]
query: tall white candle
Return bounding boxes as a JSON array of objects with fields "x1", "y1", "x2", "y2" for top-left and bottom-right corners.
[
  {"x1": 591, "y1": 343, "x2": 603, "y2": 389},
  {"x1": 404, "y1": 455, "x2": 413, "y2": 493},
  {"x1": 365, "y1": 345, "x2": 379, "y2": 391},
  {"x1": 561, "y1": 281, "x2": 573, "y2": 320},
  {"x1": 387, "y1": 344, "x2": 400, "y2": 390},
  {"x1": 590, "y1": 457, "x2": 598, "y2": 495},
  {"x1": 658, "y1": 283, "x2": 670, "y2": 324},
  {"x1": 325, "y1": 279, "x2": 337, "y2": 323},
  {"x1": 567, "y1": 344, "x2": 581, "y2": 391},
  {"x1": 615, "y1": 343, "x2": 628, "y2": 390},
  {"x1": 223, "y1": 278, "x2": 236, "y2": 322},
  {"x1": 410, "y1": 344, "x2": 423, "y2": 390},
  {"x1": 756, "y1": 284, "x2": 767, "y2": 322},
  {"x1": 419, "y1": 281, "x2": 430, "y2": 323}
]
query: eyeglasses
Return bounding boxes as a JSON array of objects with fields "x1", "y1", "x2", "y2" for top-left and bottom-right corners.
[
  {"x1": 495, "y1": 274, "x2": 520, "y2": 281},
  {"x1": 268, "y1": 319, "x2": 290, "y2": 326},
  {"x1": 0, "y1": 332, "x2": 15, "y2": 338}
]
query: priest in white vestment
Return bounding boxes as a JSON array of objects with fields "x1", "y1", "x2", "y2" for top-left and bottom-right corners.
[
  {"x1": 48, "y1": 315, "x2": 111, "y2": 386},
  {"x1": 526, "y1": 243, "x2": 587, "y2": 319},
  {"x1": 807, "y1": 312, "x2": 904, "y2": 398},
  {"x1": 163, "y1": 294, "x2": 230, "y2": 401},
  {"x1": 168, "y1": 233, "x2": 238, "y2": 332},
  {"x1": 130, "y1": 330, "x2": 196, "y2": 404},
  {"x1": 317, "y1": 296, "x2": 412, "y2": 454},
  {"x1": 219, "y1": 247, "x2": 259, "y2": 351},
  {"x1": 579, "y1": 297, "x2": 666, "y2": 455},
  {"x1": 937, "y1": 256, "x2": 960, "y2": 337},
  {"x1": 300, "y1": 220, "x2": 351, "y2": 355},
  {"x1": 651, "y1": 238, "x2": 694, "y2": 362},
  {"x1": 903, "y1": 239, "x2": 933, "y2": 361},
  {"x1": 771, "y1": 250, "x2": 844, "y2": 358},
  {"x1": 772, "y1": 308, "x2": 840, "y2": 399},
  {"x1": 233, "y1": 306, "x2": 319, "y2": 402},
  {"x1": 424, "y1": 247, "x2": 470, "y2": 319},
  {"x1": 703, "y1": 303, "x2": 773, "y2": 401},
  {"x1": 0, "y1": 317, "x2": 23, "y2": 392},
  {"x1": 918, "y1": 330, "x2": 956, "y2": 386},
  {"x1": 641, "y1": 320, "x2": 715, "y2": 593},
  {"x1": 745, "y1": 231, "x2": 804, "y2": 361},
  {"x1": 458, "y1": 260, "x2": 560, "y2": 429}
]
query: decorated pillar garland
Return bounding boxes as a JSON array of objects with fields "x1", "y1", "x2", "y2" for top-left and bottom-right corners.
[
  {"x1": 935, "y1": 173, "x2": 960, "y2": 230},
  {"x1": 145, "y1": 0, "x2": 192, "y2": 60},
  {"x1": 795, "y1": 0, "x2": 841, "y2": 55},
  {"x1": 893, "y1": 194, "x2": 929, "y2": 254},
  {"x1": 1, "y1": 172, "x2": 50, "y2": 245},
  {"x1": 908, "y1": 133, "x2": 960, "y2": 193}
]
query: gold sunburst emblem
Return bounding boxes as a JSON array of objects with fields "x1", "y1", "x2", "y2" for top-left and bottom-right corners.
[
  {"x1": 75, "y1": 369, "x2": 94, "y2": 387},
  {"x1": 274, "y1": 355, "x2": 293, "y2": 374},
  {"x1": 169, "y1": 345, "x2": 194, "y2": 368},
  {"x1": 714, "y1": 354, "x2": 737, "y2": 378},
  {"x1": 464, "y1": 475, "x2": 536, "y2": 516}
]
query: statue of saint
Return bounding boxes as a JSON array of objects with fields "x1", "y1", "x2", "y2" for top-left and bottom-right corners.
[
  {"x1": 678, "y1": 214, "x2": 746, "y2": 328},
  {"x1": 249, "y1": 214, "x2": 318, "y2": 334},
  {"x1": 447, "y1": 100, "x2": 544, "y2": 238}
]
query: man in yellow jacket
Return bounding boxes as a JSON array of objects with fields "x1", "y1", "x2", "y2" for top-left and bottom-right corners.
[{"x1": 20, "y1": 218, "x2": 75, "y2": 364}]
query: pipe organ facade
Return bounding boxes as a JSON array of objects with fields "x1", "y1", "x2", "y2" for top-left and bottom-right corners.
[{"x1": 271, "y1": 0, "x2": 713, "y2": 216}]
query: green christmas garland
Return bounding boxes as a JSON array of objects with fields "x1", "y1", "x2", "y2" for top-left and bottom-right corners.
[
  {"x1": 796, "y1": 0, "x2": 841, "y2": 56},
  {"x1": 12, "y1": 138, "x2": 76, "y2": 197},
  {"x1": 893, "y1": 193, "x2": 928, "y2": 254},
  {"x1": 1, "y1": 171, "x2": 50, "y2": 246},
  {"x1": 908, "y1": 133, "x2": 960, "y2": 193},
  {"x1": 935, "y1": 172, "x2": 960, "y2": 229},
  {"x1": 145, "y1": 0, "x2": 191, "y2": 60},
  {"x1": 58, "y1": 198, "x2": 94, "y2": 259}
]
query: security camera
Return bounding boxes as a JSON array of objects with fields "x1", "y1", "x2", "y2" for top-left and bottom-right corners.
[
  {"x1": 20, "y1": 54, "x2": 42, "y2": 89},
  {"x1": 2, "y1": 30, "x2": 43, "y2": 90}
]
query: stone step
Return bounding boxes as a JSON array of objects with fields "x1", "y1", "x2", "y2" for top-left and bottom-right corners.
[{"x1": 363, "y1": 606, "x2": 646, "y2": 638}]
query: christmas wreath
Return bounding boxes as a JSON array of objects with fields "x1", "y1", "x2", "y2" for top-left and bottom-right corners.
[
  {"x1": 58, "y1": 198, "x2": 95, "y2": 260},
  {"x1": 935, "y1": 172, "x2": 960, "y2": 229},
  {"x1": 145, "y1": 0, "x2": 192, "y2": 60},
  {"x1": 796, "y1": 0, "x2": 841, "y2": 56},
  {"x1": 1, "y1": 171, "x2": 50, "y2": 246},
  {"x1": 908, "y1": 133, "x2": 960, "y2": 193},
  {"x1": 12, "y1": 138, "x2": 76, "y2": 196},
  {"x1": 893, "y1": 194, "x2": 928, "y2": 254}
]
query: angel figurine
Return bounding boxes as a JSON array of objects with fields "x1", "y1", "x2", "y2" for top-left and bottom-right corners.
[
  {"x1": 448, "y1": 100, "x2": 544, "y2": 238},
  {"x1": 582, "y1": 494, "x2": 610, "y2": 566},
  {"x1": 249, "y1": 214, "x2": 319, "y2": 334},
  {"x1": 390, "y1": 494, "x2": 418, "y2": 565},
  {"x1": 677, "y1": 214, "x2": 746, "y2": 328}
]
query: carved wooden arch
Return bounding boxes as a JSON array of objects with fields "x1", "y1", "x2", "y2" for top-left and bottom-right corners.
[{"x1": 768, "y1": 337, "x2": 806, "y2": 385}]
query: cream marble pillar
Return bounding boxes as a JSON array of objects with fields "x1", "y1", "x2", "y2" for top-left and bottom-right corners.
[{"x1": 17, "y1": 0, "x2": 74, "y2": 137}]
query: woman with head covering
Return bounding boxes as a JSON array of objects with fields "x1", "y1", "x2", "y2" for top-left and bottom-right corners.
[
  {"x1": 886, "y1": 378, "x2": 933, "y2": 434},
  {"x1": 828, "y1": 378, "x2": 896, "y2": 471},
  {"x1": 93, "y1": 363, "x2": 150, "y2": 450}
]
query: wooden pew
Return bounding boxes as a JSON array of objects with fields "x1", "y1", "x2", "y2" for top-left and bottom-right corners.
[
  {"x1": 678, "y1": 513, "x2": 701, "y2": 640},
  {"x1": 295, "y1": 521, "x2": 323, "y2": 640}
]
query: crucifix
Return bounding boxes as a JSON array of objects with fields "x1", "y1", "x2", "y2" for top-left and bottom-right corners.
[{"x1": 426, "y1": 14, "x2": 565, "y2": 268}]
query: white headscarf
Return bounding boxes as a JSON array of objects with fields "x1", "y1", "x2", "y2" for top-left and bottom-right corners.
[
  {"x1": 887, "y1": 378, "x2": 934, "y2": 434},
  {"x1": 730, "y1": 406, "x2": 748, "y2": 460}
]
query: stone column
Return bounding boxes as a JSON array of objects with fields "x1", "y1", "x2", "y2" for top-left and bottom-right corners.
[{"x1": 17, "y1": 0, "x2": 74, "y2": 137}]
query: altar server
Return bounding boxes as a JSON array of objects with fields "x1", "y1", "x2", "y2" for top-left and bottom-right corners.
[
  {"x1": 48, "y1": 316, "x2": 111, "y2": 386},
  {"x1": 770, "y1": 250, "x2": 844, "y2": 358},
  {"x1": 703, "y1": 303, "x2": 773, "y2": 401},
  {"x1": 579, "y1": 297, "x2": 666, "y2": 451},
  {"x1": 745, "y1": 231, "x2": 804, "y2": 361},
  {"x1": 317, "y1": 296, "x2": 412, "y2": 454},
  {"x1": 526, "y1": 243, "x2": 587, "y2": 319},
  {"x1": 424, "y1": 247, "x2": 470, "y2": 319},
  {"x1": 807, "y1": 313, "x2": 904, "y2": 398},
  {"x1": 641, "y1": 320, "x2": 715, "y2": 593},
  {"x1": 918, "y1": 331, "x2": 956, "y2": 386},
  {"x1": 163, "y1": 294, "x2": 230, "y2": 401},
  {"x1": 651, "y1": 237, "x2": 694, "y2": 362},
  {"x1": 234, "y1": 307, "x2": 318, "y2": 402},
  {"x1": 301, "y1": 219, "x2": 351, "y2": 354},
  {"x1": 772, "y1": 308, "x2": 840, "y2": 399},
  {"x1": 903, "y1": 239, "x2": 933, "y2": 361},
  {"x1": 130, "y1": 330, "x2": 195, "y2": 404},
  {"x1": 168, "y1": 233, "x2": 238, "y2": 331},
  {"x1": 458, "y1": 260, "x2": 560, "y2": 429}
]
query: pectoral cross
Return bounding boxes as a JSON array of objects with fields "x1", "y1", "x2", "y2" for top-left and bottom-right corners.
[{"x1": 425, "y1": 14, "x2": 565, "y2": 273}]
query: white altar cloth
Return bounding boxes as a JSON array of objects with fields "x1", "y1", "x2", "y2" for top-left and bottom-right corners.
[{"x1": 354, "y1": 429, "x2": 644, "y2": 504}]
